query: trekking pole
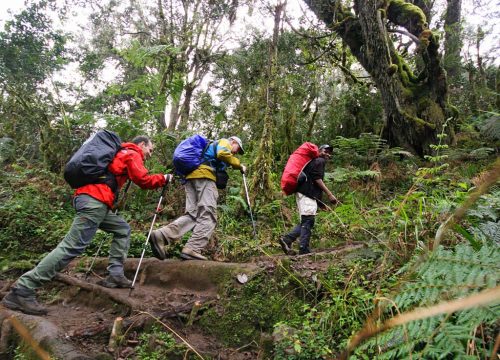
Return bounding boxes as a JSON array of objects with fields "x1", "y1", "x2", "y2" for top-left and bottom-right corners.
[
  {"x1": 129, "y1": 183, "x2": 168, "y2": 296},
  {"x1": 242, "y1": 173, "x2": 257, "y2": 238},
  {"x1": 85, "y1": 180, "x2": 132, "y2": 280}
]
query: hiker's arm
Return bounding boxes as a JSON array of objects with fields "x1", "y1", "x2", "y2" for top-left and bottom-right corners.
[
  {"x1": 125, "y1": 152, "x2": 166, "y2": 189},
  {"x1": 314, "y1": 179, "x2": 337, "y2": 203},
  {"x1": 216, "y1": 139, "x2": 242, "y2": 170}
]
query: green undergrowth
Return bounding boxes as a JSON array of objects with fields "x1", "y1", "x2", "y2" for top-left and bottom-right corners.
[
  {"x1": 198, "y1": 252, "x2": 394, "y2": 357},
  {"x1": 199, "y1": 269, "x2": 304, "y2": 346},
  {"x1": 1, "y1": 132, "x2": 498, "y2": 359}
]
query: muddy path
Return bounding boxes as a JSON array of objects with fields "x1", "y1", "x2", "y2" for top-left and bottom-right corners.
[{"x1": 0, "y1": 243, "x2": 365, "y2": 359}]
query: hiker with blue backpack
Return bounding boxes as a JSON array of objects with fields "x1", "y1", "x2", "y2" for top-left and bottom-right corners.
[
  {"x1": 2, "y1": 133, "x2": 173, "y2": 315},
  {"x1": 149, "y1": 135, "x2": 246, "y2": 261}
]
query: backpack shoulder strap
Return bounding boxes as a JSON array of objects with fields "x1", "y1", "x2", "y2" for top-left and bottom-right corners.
[{"x1": 212, "y1": 141, "x2": 218, "y2": 158}]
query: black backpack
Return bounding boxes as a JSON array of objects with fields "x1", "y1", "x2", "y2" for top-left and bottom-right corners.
[{"x1": 63, "y1": 130, "x2": 122, "y2": 191}]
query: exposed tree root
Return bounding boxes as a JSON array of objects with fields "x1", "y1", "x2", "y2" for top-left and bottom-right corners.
[
  {"x1": 55, "y1": 273, "x2": 141, "y2": 312},
  {"x1": 0, "y1": 309, "x2": 97, "y2": 359}
]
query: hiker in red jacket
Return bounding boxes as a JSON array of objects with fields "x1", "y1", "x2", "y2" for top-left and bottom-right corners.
[
  {"x1": 2, "y1": 135, "x2": 173, "y2": 315},
  {"x1": 279, "y1": 144, "x2": 337, "y2": 255}
]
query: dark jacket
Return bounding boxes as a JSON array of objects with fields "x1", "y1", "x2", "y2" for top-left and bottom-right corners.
[{"x1": 296, "y1": 157, "x2": 326, "y2": 200}]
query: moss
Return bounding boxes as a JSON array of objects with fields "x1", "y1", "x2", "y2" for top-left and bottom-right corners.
[
  {"x1": 390, "y1": 51, "x2": 418, "y2": 86},
  {"x1": 387, "y1": 64, "x2": 398, "y2": 76},
  {"x1": 423, "y1": 101, "x2": 445, "y2": 124},
  {"x1": 415, "y1": 96, "x2": 446, "y2": 128},
  {"x1": 419, "y1": 29, "x2": 433, "y2": 49},
  {"x1": 403, "y1": 110, "x2": 436, "y2": 130},
  {"x1": 387, "y1": 0, "x2": 427, "y2": 29},
  {"x1": 199, "y1": 271, "x2": 304, "y2": 346}
]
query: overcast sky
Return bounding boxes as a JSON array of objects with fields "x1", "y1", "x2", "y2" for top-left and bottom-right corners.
[{"x1": 0, "y1": 0, "x2": 498, "y2": 63}]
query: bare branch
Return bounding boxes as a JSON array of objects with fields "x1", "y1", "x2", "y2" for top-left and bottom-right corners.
[{"x1": 388, "y1": 28, "x2": 420, "y2": 45}]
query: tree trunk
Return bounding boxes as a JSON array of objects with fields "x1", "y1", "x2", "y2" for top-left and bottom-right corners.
[
  {"x1": 251, "y1": 2, "x2": 286, "y2": 200},
  {"x1": 167, "y1": 97, "x2": 181, "y2": 131},
  {"x1": 468, "y1": 65, "x2": 478, "y2": 114},
  {"x1": 496, "y1": 67, "x2": 500, "y2": 110},
  {"x1": 443, "y1": 0, "x2": 462, "y2": 81},
  {"x1": 304, "y1": 0, "x2": 451, "y2": 156},
  {"x1": 177, "y1": 83, "x2": 195, "y2": 132}
]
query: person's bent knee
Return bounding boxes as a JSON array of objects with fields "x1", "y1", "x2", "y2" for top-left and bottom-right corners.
[
  {"x1": 116, "y1": 223, "x2": 131, "y2": 238},
  {"x1": 301, "y1": 215, "x2": 315, "y2": 228}
]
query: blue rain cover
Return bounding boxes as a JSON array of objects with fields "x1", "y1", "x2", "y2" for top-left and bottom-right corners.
[{"x1": 173, "y1": 134, "x2": 209, "y2": 176}]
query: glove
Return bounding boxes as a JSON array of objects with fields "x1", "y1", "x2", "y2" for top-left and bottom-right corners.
[
  {"x1": 240, "y1": 165, "x2": 247, "y2": 174},
  {"x1": 164, "y1": 174, "x2": 174, "y2": 184}
]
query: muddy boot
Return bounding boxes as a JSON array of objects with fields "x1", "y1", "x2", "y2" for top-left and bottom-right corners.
[
  {"x1": 279, "y1": 237, "x2": 296, "y2": 255},
  {"x1": 1, "y1": 287, "x2": 48, "y2": 315},
  {"x1": 97, "y1": 274, "x2": 133, "y2": 288},
  {"x1": 180, "y1": 247, "x2": 207, "y2": 260},
  {"x1": 149, "y1": 230, "x2": 166, "y2": 260}
]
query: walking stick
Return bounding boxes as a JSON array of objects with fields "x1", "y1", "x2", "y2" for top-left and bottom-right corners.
[
  {"x1": 129, "y1": 183, "x2": 168, "y2": 296},
  {"x1": 242, "y1": 173, "x2": 257, "y2": 238},
  {"x1": 85, "y1": 180, "x2": 132, "y2": 280}
]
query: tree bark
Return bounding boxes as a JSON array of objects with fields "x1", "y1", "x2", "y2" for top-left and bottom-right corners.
[
  {"x1": 252, "y1": 2, "x2": 286, "y2": 199},
  {"x1": 304, "y1": 0, "x2": 451, "y2": 156},
  {"x1": 443, "y1": 0, "x2": 462, "y2": 81},
  {"x1": 177, "y1": 82, "x2": 195, "y2": 132}
]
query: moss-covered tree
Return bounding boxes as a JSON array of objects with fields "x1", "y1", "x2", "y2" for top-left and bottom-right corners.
[
  {"x1": 443, "y1": 0, "x2": 463, "y2": 83},
  {"x1": 252, "y1": 2, "x2": 286, "y2": 200},
  {"x1": 304, "y1": 0, "x2": 453, "y2": 156}
]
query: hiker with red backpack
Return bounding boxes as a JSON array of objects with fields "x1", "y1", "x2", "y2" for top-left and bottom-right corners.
[
  {"x1": 279, "y1": 144, "x2": 337, "y2": 255},
  {"x1": 2, "y1": 133, "x2": 173, "y2": 315},
  {"x1": 149, "y1": 135, "x2": 246, "y2": 261}
]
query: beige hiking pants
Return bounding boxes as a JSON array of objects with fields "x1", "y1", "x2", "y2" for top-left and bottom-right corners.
[{"x1": 156, "y1": 178, "x2": 218, "y2": 252}]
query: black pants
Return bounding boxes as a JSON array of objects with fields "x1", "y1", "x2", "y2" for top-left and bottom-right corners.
[{"x1": 282, "y1": 215, "x2": 315, "y2": 252}]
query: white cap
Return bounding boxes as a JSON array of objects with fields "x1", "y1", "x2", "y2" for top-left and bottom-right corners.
[{"x1": 229, "y1": 136, "x2": 244, "y2": 154}]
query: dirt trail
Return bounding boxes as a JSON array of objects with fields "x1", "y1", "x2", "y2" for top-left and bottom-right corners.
[{"x1": 0, "y1": 243, "x2": 365, "y2": 359}]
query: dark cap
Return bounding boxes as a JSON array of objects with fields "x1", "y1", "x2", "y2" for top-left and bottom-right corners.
[{"x1": 319, "y1": 144, "x2": 333, "y2": 153}]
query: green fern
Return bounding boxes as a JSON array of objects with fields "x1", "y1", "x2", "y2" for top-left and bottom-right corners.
[
  {"x1": 326, "y1": 168, "x2": 381, "y2": 183},
  {"x1": 476, "y1": 114, "x2": 500, "y2": 141},
  {"x1": 358, "y1": 243, "x2": 499, "y2": 359}
]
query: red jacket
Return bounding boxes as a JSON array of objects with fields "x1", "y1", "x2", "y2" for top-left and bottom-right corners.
[{"x1": 75, "y1": 142, "x2": 166, "y2": 208}]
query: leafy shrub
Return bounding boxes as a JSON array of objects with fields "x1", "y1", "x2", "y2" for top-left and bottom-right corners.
[{"x1": 0, "y1": 165, "x2": 73, "y2": 260}]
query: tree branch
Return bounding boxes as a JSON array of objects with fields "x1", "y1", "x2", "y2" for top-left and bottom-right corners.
[{"x1": 388, "y1": 28, "x2": 420, "y2": 44}]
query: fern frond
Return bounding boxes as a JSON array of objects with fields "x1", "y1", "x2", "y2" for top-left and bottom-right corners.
[{"x1": 360, "y1": 243, "x2": 499, "y2": 358}]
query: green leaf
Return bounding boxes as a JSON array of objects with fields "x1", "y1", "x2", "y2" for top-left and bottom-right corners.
[
  {"x1": 453, "y1": 224, "x2": 482, "y2": 250},
  {"x1": 293, "y1": 340, "x2": 302, "y2": 353}
]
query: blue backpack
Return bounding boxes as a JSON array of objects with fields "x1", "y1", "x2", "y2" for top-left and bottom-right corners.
[
  {"x1": 64, "y1": 130, "x2": 122, "y2": 190},
  {"x1": 173, "y1": 134, "x2": 210, "y2": 176}
]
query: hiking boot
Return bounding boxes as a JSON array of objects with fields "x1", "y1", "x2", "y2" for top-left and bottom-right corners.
[
  {"x1": 299, "y1": 248, "x2": 311, "y2": 255},
  {"x1": 149, "y1": 230, "x2": 166, "y2": 260},
  {"x1": 97, "y1": 274, "x2": 133, "y2": 288},
  {"x1": 279, "y1": 238, "x2": 294, "y2": 255},
  {"x1": 1, "y1": 287, "x2": 48, "y2": 315},
  {"x1": 180, "y1": 247, "x2": 207, "y2": 261}
]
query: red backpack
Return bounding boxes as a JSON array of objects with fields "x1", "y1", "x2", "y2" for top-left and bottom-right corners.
[{"x1": 280, "y1": 142, "x2": 319, "y2": 195}]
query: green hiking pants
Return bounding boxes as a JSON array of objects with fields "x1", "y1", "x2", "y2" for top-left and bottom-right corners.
[{"x1": 16, "y1": 195, "x2": 131, "y2": 290}]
